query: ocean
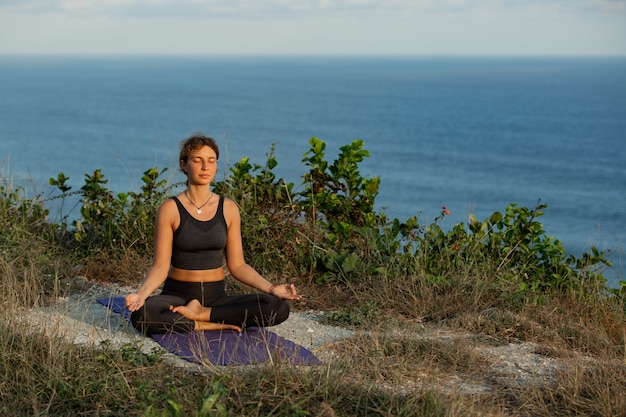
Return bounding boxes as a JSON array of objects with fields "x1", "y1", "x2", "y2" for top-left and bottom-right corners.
[{"x1": 1, "y1": 55, "x2": 624, "y2": 286}]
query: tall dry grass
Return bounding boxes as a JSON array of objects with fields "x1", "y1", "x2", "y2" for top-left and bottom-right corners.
[{"x1": 2, "y1": 168, "x2": 626, "y2": 416}]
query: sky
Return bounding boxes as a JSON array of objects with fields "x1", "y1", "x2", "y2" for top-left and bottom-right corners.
[{"x1": 1, "y1": 0, "x2": 625, "y2": 56}]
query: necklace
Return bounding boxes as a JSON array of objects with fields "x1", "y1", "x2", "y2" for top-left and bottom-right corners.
[{"x1": 184, "y1": 189, "x2": 214, "y2": 214}]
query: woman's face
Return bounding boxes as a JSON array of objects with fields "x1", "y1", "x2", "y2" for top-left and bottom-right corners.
[{"x1": 181, "y1": 145, "x2": 218, "y2": 185}]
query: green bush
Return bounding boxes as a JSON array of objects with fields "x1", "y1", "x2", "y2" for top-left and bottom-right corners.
[
  {"x1": 49, "y1": 167, "x2": 172, "y2": 257},
  {"x1": 0, "y1": 179, "x2": 62, "y2": 306},
  {"x1": 11, "y1": 136, "x2": 620, "y2": 302}
]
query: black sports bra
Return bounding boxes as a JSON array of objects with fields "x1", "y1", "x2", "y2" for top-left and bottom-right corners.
[{"x1": 170, "y1": 195, "x2": 227, "y2": 270}]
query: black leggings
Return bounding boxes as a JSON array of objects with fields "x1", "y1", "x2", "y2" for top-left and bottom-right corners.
[{"x1": 130, "y1": 279, "x2": 290, "y2": 335}]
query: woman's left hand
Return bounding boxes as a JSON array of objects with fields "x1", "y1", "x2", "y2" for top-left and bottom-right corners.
[{"x1": 270, "y1": 283, "x2": 302, "y2": 300}]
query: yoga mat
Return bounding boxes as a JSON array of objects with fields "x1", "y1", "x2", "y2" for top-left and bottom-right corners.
[{"x1": 97, "y1": 296, "x2": 322, "y2": 366}]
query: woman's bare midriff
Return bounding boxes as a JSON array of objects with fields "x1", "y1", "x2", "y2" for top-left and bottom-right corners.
[{"x1": 168, "y1": 266, "x2": 225, "y2": 282}]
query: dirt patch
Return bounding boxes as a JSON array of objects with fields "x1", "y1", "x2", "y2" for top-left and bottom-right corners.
[
  {"x1": 21, "y1": 278, "x2": 600, "y2": 404},
  {"x1": 22, "y1": 279, "x2": 354, "y2": 367}
]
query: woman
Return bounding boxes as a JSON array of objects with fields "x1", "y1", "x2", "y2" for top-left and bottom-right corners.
[{"x1": 125, "y1": 134, "x2": 301, "y2": 335}]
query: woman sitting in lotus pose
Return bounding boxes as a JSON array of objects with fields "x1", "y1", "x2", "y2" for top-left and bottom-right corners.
[{"x1": 125, "y1": 134, "x2": 301, "y2": 335}]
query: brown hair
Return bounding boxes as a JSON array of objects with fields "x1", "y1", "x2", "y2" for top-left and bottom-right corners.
[{"x1": 179, "y1": 133, "x2": 219, "y2": 175}]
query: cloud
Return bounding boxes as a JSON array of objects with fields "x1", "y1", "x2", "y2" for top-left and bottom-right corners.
[
  {"x1": 0, "y1": 0, "x2": 364, "y2": 17},
  {"x1": 1, "y1": 0, "x2": 624, "y2": 55},
  {"x1": 1, "y1": 0, "x2": 623, "y2": 19}
]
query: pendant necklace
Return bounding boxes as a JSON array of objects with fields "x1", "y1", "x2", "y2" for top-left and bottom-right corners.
[{"x1": 185, "y1": 190, "x2": 214, "y2": 214}]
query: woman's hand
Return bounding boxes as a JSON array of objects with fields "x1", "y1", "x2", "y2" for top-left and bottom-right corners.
[
  {"x1": 125, "y1": 293, "x2": 146, "y2": 312},
  {"x1": 270, "y1": 283, "x2": 302, "y2": 300}
]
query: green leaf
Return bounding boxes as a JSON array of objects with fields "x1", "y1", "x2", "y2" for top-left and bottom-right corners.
[{"x1": 341, "y1": 252, "x2": 361, "y2": 272}]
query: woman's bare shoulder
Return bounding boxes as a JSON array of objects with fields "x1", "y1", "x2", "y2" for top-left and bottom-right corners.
[
  {"x1": 221, "y1": 196, "x2": 241, "y2": 220},
  {"x1": 221, "y1": 196, "x2": 238, "y2": 208},
  {"x1": 157, "y1": 197, "x2": 180, "y2": 217},
  {"x1": 160, "y1": 196, "x2": 178, "y2": 208}
]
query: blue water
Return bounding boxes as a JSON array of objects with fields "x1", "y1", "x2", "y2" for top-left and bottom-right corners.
[{"x1": 1, "y1": 55, "x2": 624, "y2": 286}]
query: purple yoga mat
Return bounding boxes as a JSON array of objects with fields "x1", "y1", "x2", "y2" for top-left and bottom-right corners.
[{"x1": 97, "y1": 297, "x2": 322, "y2": 366}]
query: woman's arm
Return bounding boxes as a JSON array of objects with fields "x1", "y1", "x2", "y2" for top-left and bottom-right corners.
[
  {"x1": 223, "y1": 198, "x2": 301, "y2": 300},
  {"x1": 126, "y1": 199, "x2": 176, "y2": 311}
]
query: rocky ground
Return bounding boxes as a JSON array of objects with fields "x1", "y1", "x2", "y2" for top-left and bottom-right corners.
[
  {"x1": 22, "y1": 277, "x2": 592, "y2": 401},
  {"x1": 22, "y1": 278, "x2": 354, "y2": 368}
]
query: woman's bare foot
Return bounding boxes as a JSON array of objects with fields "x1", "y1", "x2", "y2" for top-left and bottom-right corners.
[
  {"x1": 170, "y1": 299, "x2": 207, "y2": 320},
  {"x1": 194, "y1": 321, "x2": 242, "y2": 332},
  {"x1": 170, "y1": 299, "x2": 242, "y2": 332}
]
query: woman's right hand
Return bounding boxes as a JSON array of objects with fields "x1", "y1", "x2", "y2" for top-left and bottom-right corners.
[{"x1": 125, "y1": 293, "x2": 146, "y2": 312}]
